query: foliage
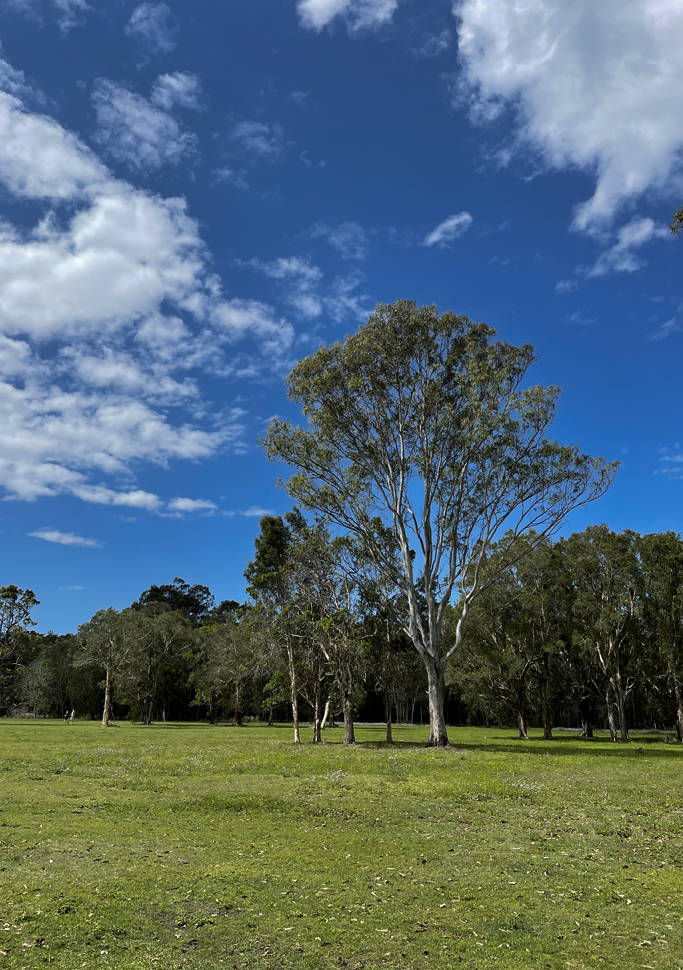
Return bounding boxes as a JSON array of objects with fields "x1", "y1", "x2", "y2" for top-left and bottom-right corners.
[{"x1": 263, "y1": 300, "x2": 617, "y2": 746}]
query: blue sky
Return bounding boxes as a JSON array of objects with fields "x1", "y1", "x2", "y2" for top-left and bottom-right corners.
[{"x1": 1, "y1": 0, "x2": 682, "y2": 633}]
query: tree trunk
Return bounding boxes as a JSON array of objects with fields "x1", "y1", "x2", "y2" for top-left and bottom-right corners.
[
  {"x1": 425, "y1": 658, "x2": 449, "y2": 747},
  {"x1": 673, "y1": 673, "x2": 683, "y2": 742},
  {"x1": 612, "y1": 670, "x2": 629, "y2": 741},
  {"x1": 342, "y1": 690, "x2": 355, "y2": 745},
  {"x1": 286, "y1": 637, "x2": 300, "y2": 743},
  {"x1": 580, "y1": 716, "x2": 593, "y2": 739},
  {"x1": 320, "y1": 696, "x2": 331, "y2": 731},
  {"x1": 540, "y1": 654, "x2": 552, "y2": 740},
  {"x1": 313, "y1": 674, "x2": 322, "y2": 743},
  {"x1": 516, "y1": 709, "x2": 528, "y2": 741},
  {"x1": 101, "y1": 668, "x2": 111, "y2": 727},
  {"x1": 385, "y1": 686, "x2": 393, "y2": 744},
  {"x1": 267, "y1": 705, "x2": 274, "y2": 727},
  {"x1": 606, "y1": 683, "x2": 618, "y2": 742}
]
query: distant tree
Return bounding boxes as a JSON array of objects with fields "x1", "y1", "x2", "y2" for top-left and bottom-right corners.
[
  {"x1": 638, "y1": 532, "x2": 683, "y2": 739},
  {"x1": 75, "y1": 608, "x2": 135, "y2": 726},
  {"x1": 671, "y1": 205, "x2": 683, "y2": 237},
  {"x1": 133, "y1": 578, "x2": 215, "y2": 623},
  {"x1": 264, "y1": 300, "x2": 616, "y2": 745},
  {"x1": 0, "y1": 586, "x2": 40, "y2": 714},
  {"x1": 119, "y1": 607, "x2": 194, "y2": 724},
  {"x1": 563, "y1": 526, "x2": 642, "y2": 742}
]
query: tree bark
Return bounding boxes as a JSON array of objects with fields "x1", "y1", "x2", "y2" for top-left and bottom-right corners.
[
  {"x1": 580, "y1": 716, "x2": 593, "y2": 739},
  {"x1": 286, "y1": 637, "x2": 300, "y2": 743},
  {"x1": 516, "y1": 709, "x2": 528, "y2": 740},
  {"x1": 540, "y1": 654, "x2": 552, "y2": 740},
  {"x1": 425, "y1": 658, "x2": 449, "y2": 747},
  {"x1": 342, "y1": 689, "x2": 355, "y2": 745},
  {"x1": 606, "y1": 683, "x2": 618, "y2": 742},
  {"x1": 313, "y1": 674, "x2": 322, "y2": 743},
  {"x1": 673, "y1": 673, "x2": 683, "y2": 742},
  {"x1": 320, "y1": 696, "x2": 331, "y2": 732},
  {"x1": 101, "y1": 668, "x2": 111, "y2": 727},
  {"x1": 612, "y1": 669, "x2": 629, "y2": 741},
  {"x1": 385, "y1": 686, "x2": 393, "y2": 744}
]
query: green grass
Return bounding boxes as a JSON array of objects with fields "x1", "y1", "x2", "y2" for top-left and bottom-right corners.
[{"x1": 1, "y1": 721, "x2": 682, "y2": 970}]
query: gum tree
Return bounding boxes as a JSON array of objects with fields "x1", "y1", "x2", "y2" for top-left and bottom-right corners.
[{"x1": 263, "y1": 300, "x2": 616, "y2": 746}]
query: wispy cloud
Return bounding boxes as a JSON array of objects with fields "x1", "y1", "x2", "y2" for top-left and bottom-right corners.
[
  {"x1": 311, "y1": 221, "x2": 369, "y2": 261},
  {"x1": 555, "y1": 279, "x2": 578, "y2": 294},
  {"x1": 422, "y1": 212, "x2": 473, "y2": 247},
  {"x1": 29, "y1": 528, "x2": 102, "y2": 548},
  {"x1": 646, "y1": 318, "x2": 680, "y2": 342},
  {"x1": 167, "y1": 497, "x2": 217, "y2": 513},
  {"x1": 583, "y1": 217, "x2": 670, "y2": 278},
  {"x1": 296, "y1": 0, "x2": 398, "y2": 33},
  {"x1": 125, "y1": 2, "x2": 177, "y2": 54}
]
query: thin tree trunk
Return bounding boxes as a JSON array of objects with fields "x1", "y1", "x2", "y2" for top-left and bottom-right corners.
[
  {"x1": 580, "y1": 716, "x2": 594, "y2": 739},
  {"x1": 540, "y1": 654, "x2": 552, "y2": 740},
  {"x1": 233, "y1": 684, "x2": 242, "y2": 726},
  {"x1": 516, "y1": 707, "x2": 528, "y2": 741},
  {"x1": 672, "y1": 672, "x2": 683, "y2": 742},
  {"x1": 612, "y1": 670, "x2": 629, "y2": 741},
  {"x1": 320, "y1": 696, "x2": 331, "y2": 731},
  {"x1": 313, "y1": 673, "x2": 322, "y2": 743},
  {"x1": 286, "y1": 637, "x2": 300, "y2": 743},
  {"x1": 425, "y1": 658, "x2": 449, "y2": 747},
  {"x1": 606, "y1": 683, "x2": 618, "y2": 742},
  {"x1": 342, "y1": 690, "x2": 355, "y2": 745},
  {"x1": 101, "y1": 668, "x2": 111, "y2": 727},
  {"x1": 267, "y1": 705, "x2": 274, "y2": 727},
  {"x1": 385, "y1": 686, "x2": 393, "y2": 744}
]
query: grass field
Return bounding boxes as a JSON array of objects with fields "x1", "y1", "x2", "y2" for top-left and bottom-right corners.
[{"x1": 1, "y1": 721, "x2": 682, "y2": 970}]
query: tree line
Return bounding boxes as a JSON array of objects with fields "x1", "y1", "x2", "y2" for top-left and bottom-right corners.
[{"x1": 3, "y1": 520, "x2": 683, "y2": 743}]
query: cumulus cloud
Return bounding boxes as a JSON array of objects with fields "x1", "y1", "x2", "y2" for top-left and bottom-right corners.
[
  {"x1": 423, "y1": 211, "x2": 473, "y2": 247},
  {"x1": 241, "y1": 505, "x2": 275, "y2": 517},
  {"x1": 125, "y1": 2, "x2": 177, "y2": 53},
  {"x1": 0, "y1": 58, "x2": 294, "y2": 508},
  {"x1": 312, "y1": 221, "x2": 368, "y2": 260},
  {"x1": 454, "y1": 0, "x2": 683, "y2": 233},
  {"x1": 167, "y1": 496, "x2": 217, "y2": 513},
  {"x1": 92, "y1": 76, "x2": 198, "y2": 172},
  {"x1": 296, "y1": 0, "x2": 397, "y2": 32},
  {"x1": 583, "y1": 217, "x2": 670, "y2": 278},
  {"x1": 29, "y1": 528, "x2": 101, "y2": 548}
]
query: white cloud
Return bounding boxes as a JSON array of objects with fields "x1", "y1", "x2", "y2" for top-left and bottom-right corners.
[
  {"x1": 243, "y1": 257, "x2": 370, "y2": 322},
  {"x1": 2, "y1": 0, "x2": 89, "y2": 32},
  {"x1": 29, "y1": 528, "x2": 101, "y2": 548},
  {"x1": 241, "y1": 505, "x2": 275, "y2": 517},
  {"x1": 646, "y1": 317, "x2": 679, "y2": 342},
  {"x1": 0, "y1": 57, "x2": 294, "y2": 508},
  {"x1": 566, "y1": 310, "x2": 597, "y2": 325},
  {"x1": 454, "y1": 0, "x2": 683, "y2": 233},
  {"x1": 51, "y1": 0, "x2": 89, "y2": 32},
  {"x1": 423, "y1": 211, "x2": 473, "y2": 247},
  {"x1": 0, "y1": 90, "x2": 107, "y2": 200},
  {"x1": 296, "y1": 0, "x2": 398, "y2": 32},
  {"x1": 583, "y1": 217, "x2": 670, "y2": 278},
  {"x1": 151, "y1": 71, "x2": 202, "y2": 111},
  {"x1": 312, "y1": 221, "x2": 369, "y2": 260},
  {"x1": 92, "y1": 78, "x2": 197, "y2": 172},
  {"x1": 230, "y1": 121, "x2": 284, "y2": 159},
  {"x1": 167, "y1": 496, "x2": 217, "y2": 513},
  {"x1": 125, "y1": 2, "x2": 177, "y2": 53},
  {"x1": 555, "y1": 279, "x2": 578, "y2": 294}
]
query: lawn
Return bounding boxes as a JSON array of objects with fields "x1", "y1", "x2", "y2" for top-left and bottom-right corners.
[{"x1": 0, "y1": 721, "x2": 682, "y2": 970}]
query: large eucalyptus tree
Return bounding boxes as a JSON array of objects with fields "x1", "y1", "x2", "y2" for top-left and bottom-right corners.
[{"x1": 263, "y1": 300, "x2": 616, "y2": 746}]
